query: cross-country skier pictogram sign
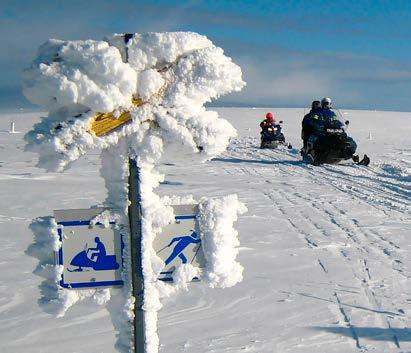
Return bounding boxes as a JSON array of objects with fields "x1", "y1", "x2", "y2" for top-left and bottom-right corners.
[{"x1": 153, "y1": 205, "x2": 205, "y2": 281}]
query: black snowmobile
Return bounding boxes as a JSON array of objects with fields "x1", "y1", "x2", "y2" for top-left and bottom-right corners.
[
  {"x1": 260, "y1": 122, "x2": 292, "y2": 149},
  {"x1": 301, "y1": 120, "x2": 369, "y2": 166}
]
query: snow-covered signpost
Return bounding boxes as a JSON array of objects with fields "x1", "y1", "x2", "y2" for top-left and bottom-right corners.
[
  {"x1": 24, "y1": 32, "x2": 246, "y2": 353},
  {"x1": 128, "y1": 158, "x2": 145, "y2": 352}
]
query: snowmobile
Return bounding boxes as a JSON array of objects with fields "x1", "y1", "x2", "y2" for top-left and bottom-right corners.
[
  {"x1": 260, "y1": 122, "x2": 292, "y2": 149},
  {"x1": 68, "y1": 242, "x2": 120, "y2": 272},
  {"x1": 301, "y1": 120, "x2": 369, "y2": 166}
]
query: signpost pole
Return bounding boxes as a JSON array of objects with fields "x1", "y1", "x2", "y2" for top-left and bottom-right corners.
[{"x1": 128, "y1": 158, "x2": 145, "y2": 353}]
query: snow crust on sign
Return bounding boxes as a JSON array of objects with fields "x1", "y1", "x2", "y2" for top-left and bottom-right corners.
[
  {"x1": 23, "y1": 32, "x2": 245, "y2": 171},
  {"x1": 199, "y1": 194, "x2": 247, "y2": 287},
  {"x1": 23, "y1": 31, "x2": 246, "y2": 353},
  {"x1": 23, "y1": 39, "x2": 137, "y2": 112},
  {"x1": 112, "y1": 157, "x2": 246, "y2": 353}
]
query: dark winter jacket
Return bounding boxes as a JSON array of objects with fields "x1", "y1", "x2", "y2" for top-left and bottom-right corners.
[
  {"x1": 301, "y1": 108, "x2": 322, "y2": 140},
  {"x1": 302, "y1": 107, "x2": 341, "y2": 140}
]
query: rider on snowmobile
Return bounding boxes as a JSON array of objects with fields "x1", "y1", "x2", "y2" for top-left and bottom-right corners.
[
  {"x1": 260, "y1": 112, "x2": 288, "y2": 148},
  {"x1": 260, "y1": 112, "x2": 278, "y2": 131},
  {"x1": 301, "y1": 100, "x2": 321, "y2": 149},
  {"x1": 302, "y1": 98, "x2": 343, "y2": 146},
  {"x1": 319, "y1": 97, "x2": 340, "y2": 124},
  {"x1": 300, "y1": 98, "x2": 369, "y2": 165}
]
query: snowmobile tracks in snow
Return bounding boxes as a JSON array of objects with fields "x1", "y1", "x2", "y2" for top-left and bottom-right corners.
[
  {"x1": 293, "y1": 191, "x2": 406, "y2": 277},
  {"x1": 224, "y1": 136, "x2": 410, "y2": 214},
  {"x1": 265, "y1": 189, "x2": 404, "y2": 269},
  {"x1": 212, "y1": 136, "x2": 409, "y2": 351},
  {"x1": 263, "y1": 190, "x2": 407, "y2": 351},
  {"x1": 318, "y1": 164, "x2": 410, "y2": 214}
]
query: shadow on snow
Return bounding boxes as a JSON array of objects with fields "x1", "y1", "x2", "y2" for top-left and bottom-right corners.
[
  {"x1": 312, "y1": 326, "x2": 411, "y2": 342},
  {"x1": 211, "y1": 156, "x2": 304, "y2": 166}
]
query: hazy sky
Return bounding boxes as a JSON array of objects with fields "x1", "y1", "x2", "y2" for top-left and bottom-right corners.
[{"x1": 1, "y1": 0, "x2": 411, "y2": 111}]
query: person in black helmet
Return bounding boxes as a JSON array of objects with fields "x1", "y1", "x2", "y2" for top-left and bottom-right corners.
[{"x1": 301, "y1": 100, "x2": 321, "y2": 150}]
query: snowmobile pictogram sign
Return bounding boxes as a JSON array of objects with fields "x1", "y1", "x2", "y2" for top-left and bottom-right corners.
[
  {"x1": 153, "y1": 205, "x2": 205, "y2": 282},
  {"x1": 54, "y1": 208, "x2": 124, "y2": 289}
]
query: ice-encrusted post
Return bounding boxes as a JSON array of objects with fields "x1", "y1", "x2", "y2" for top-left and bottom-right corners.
[{"x1": 128, "y1": 159, "x2": 145, "y2": 352}]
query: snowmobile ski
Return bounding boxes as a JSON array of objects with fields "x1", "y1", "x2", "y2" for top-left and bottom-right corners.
[{"x1": 357, "y1": 154, "x2": 370, "y2": 166}]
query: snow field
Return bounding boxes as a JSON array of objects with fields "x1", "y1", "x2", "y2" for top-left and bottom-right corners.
[
  {"x1": 0, "y1": 108, "x2": 410, "y2": 352},
  {"x1": 155, "y1": 107, "x2": 410, "y2": 352},
  {"x1": 0, "y1": 27, "x2": 409, "y2": 353}
]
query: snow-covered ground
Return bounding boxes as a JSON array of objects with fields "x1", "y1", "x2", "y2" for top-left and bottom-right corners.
[{"x1": 1, "y1": 107, "x2": 410, "y2": 353}]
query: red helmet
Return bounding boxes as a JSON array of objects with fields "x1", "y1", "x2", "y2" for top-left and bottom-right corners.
[{"x1": 266, "y1": 112, "x2": 274, "y2": 119}]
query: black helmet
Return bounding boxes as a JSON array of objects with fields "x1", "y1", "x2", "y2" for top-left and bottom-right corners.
[{"x1": 311, "y1": 100, "x2": 321, "y2": 109}]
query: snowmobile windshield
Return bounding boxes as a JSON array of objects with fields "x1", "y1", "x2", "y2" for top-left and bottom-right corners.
[{"x1": 325, "y1": 119, "x2": 344, "y2": 129}]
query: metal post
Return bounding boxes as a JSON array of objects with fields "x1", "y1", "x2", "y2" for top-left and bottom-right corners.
[{"x1": 128, "y1": 158, "x2": 145, "y2": 353}]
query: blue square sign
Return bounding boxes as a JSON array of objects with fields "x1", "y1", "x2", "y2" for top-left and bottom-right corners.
[
  {"x1": 54, "y1": 208, "x2": 124, "y2": 289},
  {"x1": 153, "y1": 205, "x2": 205, "y2": 282}
]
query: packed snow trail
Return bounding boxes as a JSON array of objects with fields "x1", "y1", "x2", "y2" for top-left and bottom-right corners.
[
  {"x1": 155, "y1": 108, "x2": 410, "y2": 353},
  {"x1": 0, "y1": 108, "x2": 409, "y2": 353}
]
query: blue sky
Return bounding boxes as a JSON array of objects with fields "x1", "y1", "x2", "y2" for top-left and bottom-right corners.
[{"x1": 1, "y1": 0, "x2": 411, "y2": 111}]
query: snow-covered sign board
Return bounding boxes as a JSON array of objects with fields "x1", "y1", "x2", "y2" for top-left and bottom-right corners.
[
  {"x1": 54, "y1": 208, "x2": 123, "y2": 289},
  {"x1": 154, "y1": 205, "x2": 205, "y2": 281}
]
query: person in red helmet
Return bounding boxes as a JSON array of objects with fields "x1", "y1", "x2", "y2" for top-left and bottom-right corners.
[
  {"x1": 259, "y1": 112, "x2": 290, "y2": 148},
  {"x1": 260, "y1": 112, "x2": 276, "y2": 131}
]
